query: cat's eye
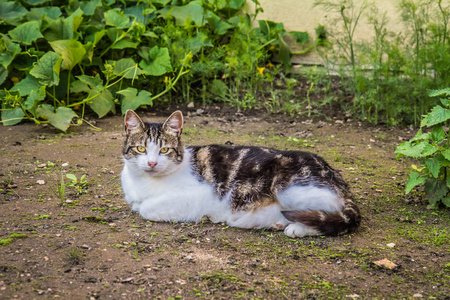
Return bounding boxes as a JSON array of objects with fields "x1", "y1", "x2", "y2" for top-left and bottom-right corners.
[
  {"x1": 136, "y1": 146, "x2": 146, "y2": 153},
  {"x1": 160, "y1": 147, "x2": 169, "y2": 154}
]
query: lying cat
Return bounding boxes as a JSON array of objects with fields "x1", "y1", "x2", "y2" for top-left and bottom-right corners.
[{"x1": 121, "y1": 110, "x2": 361, "y2": 237}]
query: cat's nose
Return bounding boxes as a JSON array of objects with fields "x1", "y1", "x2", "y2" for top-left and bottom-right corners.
[{"x1": 147, "y1": 161, "x2": 158, "y2": 168}]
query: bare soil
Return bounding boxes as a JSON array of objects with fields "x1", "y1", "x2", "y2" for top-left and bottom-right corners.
[{"x1": 1, "y1": 108, "x2": 449, "y2": 300}]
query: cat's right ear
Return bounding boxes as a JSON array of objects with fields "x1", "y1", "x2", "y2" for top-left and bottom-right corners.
[{"x1": 124, "y1": 110, "x2": 145, "y2": 133}]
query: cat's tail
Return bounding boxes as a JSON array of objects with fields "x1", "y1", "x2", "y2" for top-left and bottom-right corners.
[{"x1": 281, "y1": 198, "x2": 361, "y2": 236}]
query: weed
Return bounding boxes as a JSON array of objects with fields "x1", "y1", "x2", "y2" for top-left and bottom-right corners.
[
  {"x1": 49, "y1": 171, "x2": 66, "y2": 204},
  {"x1": 66, "y1": 173, "x2": 88, "y2": 194},
  {"x1": 67, "y1": 247, "x2": 82, "y2": 265}
]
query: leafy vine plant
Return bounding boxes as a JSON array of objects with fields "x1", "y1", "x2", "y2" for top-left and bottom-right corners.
[
  {"x1": 395, "y1": 88, "x2": 450, "y2": 208},
  {"x1": 0, "y1": 0, "x2": 312, "y2": 131}
]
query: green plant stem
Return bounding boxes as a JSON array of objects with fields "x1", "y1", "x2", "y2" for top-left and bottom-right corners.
[
  {"x1": 46, "y1": 91, "x2": 61, "y2": 106},
  {"x1": 67, "y1": 69, "x2": 72, "y2": 105}
]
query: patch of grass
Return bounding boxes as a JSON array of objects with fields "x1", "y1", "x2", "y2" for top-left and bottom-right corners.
[{"x1": 0, "y1": 238, "x2": 13, "y2": 246}]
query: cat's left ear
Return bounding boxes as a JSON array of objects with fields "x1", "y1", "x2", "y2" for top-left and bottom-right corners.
[{"x1": 163, "y1": 110, "x2": 183, "y2": 136}]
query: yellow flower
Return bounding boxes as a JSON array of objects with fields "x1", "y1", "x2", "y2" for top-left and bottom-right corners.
[
  {"x1": 164, "y1": 76, "x2": 169, "y2": 83},
  {"x1": 266, "y1": 62, "x2": 274, "y2": 68},
  {"x1": 257, "y1": 67, "x2": 265, "y2": 76}
]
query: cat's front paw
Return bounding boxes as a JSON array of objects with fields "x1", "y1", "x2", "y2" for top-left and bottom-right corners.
[
  {"x1": 284, "y1": 223, "x2": 320, "y2": 238},
  {"x1": 131, "y1": 202, "x2": 141, "y2": 211}
]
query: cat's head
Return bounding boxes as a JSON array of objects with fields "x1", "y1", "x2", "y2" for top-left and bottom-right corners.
[{"x1": 122, "y1": 110, "x2": 184, "y2": 177}]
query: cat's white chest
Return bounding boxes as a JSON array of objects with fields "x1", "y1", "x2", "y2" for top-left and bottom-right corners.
[{"x1": 121, "y1": 149, "x2": 225, "y2": 221}]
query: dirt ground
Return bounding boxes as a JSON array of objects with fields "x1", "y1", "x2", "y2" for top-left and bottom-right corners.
[{"x1": 0, "y1": 107, "x2": 449, "y2": 300}]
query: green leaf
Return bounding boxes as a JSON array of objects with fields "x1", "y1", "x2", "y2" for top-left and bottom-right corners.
[
  {"x1": 23, "y1": 0, "x2": 50, "y2": 5},
  {"x1": 1, "y1": 103, "x2": 25, "y2": 126},
  {"x1": 0, "y1": 65, "x2": 7, "y2": 86},
  {"x1": 85, "y1": 29, "x2": 105, "y2": 45},
  {"x1": 424, "y1": 155, "x2": 448, "y2": 178},
  {"x1": 405, "y1": 172, "x2": 426, "y2": 194},
  {"x1": 424, "y1": 178, "x2": 448, "y2": 207},
  {"x1": 66, "y1": 174, "x2": 77, "y2": 181},
  {"x1": 207, "y1": 13, "x2": 233, "y2": 35},
  {"x1": 408, "y1": 128, "x2": 429, "y2": 142},
  {"x1": 77, "y1": 74, "x2": 103, "y2": 90},
  {"x1": 0, "y1": 35, "x2": 21, "y2": 68},
  {"x1": 442, "y1": 194, "x2": 450, "y2": 207},
  {"x1": 168, "y1": 3, "x2": 206, "y2": 27},
  {"x1": 210, "y1": 79, "x2": 227, "y2": 98},
  {"x1": 395, "y1": 141, "x2": 438, "y2": 158},
  {"x1": 29, "y1": 52, "x2": 62, "y2": 87},
  {"x1": 139, "y1": 46, "x2": 172, "y2": 76},
  {"x1": 80, "y1": 0, "x2": 101, "y2": 16},
  {"x1": 24, "y1": 86, "x2": 46, "y2": 110},
  {"x1": 290, "y1": 31, "x2": 309, "y2": 44},
  {"x1": 278, "y1": 34, "x2": 292, "y2": 69},
  {"x1": 124, "y1": 4, "x2": 151, "y2": 24},
  {"x1": 10, "y1": 75, "x2": 41, "y2": 96},
  {"x1": 111, "y1": 39, "x2": 139, "y2": 50},
  {"x1": 36, "y1": 104, "x2": 77, "y2": 132},
  {"x1": 27, "y1": 7, "x2": 62, "y2": 20},
  {"x1": 441, "y1": 148, "x2": 450, "y2": 161},
  {"x1": 44, "y1": 8, "x2": 83, "y2": 41},
  {"x1": 430, "y1": 125, "x2": 446, "y2": 144},
  {"x1": 113, "y1": 58, "x2": 142, "y2": 79},
  {"x1": 428, "y1": 88, "x2": 450, "y2": 98},
  {"x1": 88, "y1": 89, "x2": 115, "y2": 118},
  {"x1": 70, "y1": 80, "x2": 90, "y2": 93},
  {"x1": 421, "y1": 105, "x2": 450, "y2": 127},
  {"x1": 0, "y1": 1, "x2": 27, "y2": 26},
  {"x1": 49, "y1": 40, "x2": 86, "y2": 70},
  {"x1": 186, "y1": 32, "x2": 212, "y2": 55},
  {"x1": 104, "y1": 10, "x2": 129, "y2": 29},
  {"x1": 117, "y1": 88, "x2": 152, "y2": 115},
  {"x1": 8, "y1": 21, "x2": 43, "y2": 45}
]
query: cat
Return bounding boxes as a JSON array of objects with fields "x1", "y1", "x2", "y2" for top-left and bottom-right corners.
[{"x1": 121, "y1": 110, "x2": 361, "y2": 237}]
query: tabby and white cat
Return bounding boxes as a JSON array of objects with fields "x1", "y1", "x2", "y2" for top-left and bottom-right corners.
[{"x1": 121, "y1": 110, "x2": 360, "y2": 237}]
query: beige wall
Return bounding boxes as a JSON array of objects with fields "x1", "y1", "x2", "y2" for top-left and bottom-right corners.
[{"x1": 250, "y1": 0, "x2": 406, "y2": 64}]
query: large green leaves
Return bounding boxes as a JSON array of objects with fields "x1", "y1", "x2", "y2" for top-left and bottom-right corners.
[
  {"x1": 88, "y1": 90, "x2": 115, "y2": 118},
  {"x1": 0, "y1": 1, "x2": 27, "y2": 26},
  {"x1": 72, "y1": 74, "x2": 115, "y2": 118},
  {"x1": 36, "y1": 104, "x2": 77, "y2": 132},
  {"x1": 10, "y1": 75, "x2": 41, "y2": 96},
  {"x1": 425, "y1": 178, "x2": 449, "y2": 207},
  {"x1": 29, "y1": 51, "x2": 62, "y2": 86},
  {"x1": 139, "y1": 46, "x2": 172, "y2": 76},
  {"x1": 104, "y1": 10, "x2": 129, "y2": 28},
  {"x1": 166, "y1": 3, "x2": 206, "y2": 27},
  {"x1": 0, "y1": 35, "x2": 21, "y2": 68},
  {"x1": 290, "y1": 31, "x2": 309, "y2": 44},
  {"x1": 395, "y1": 140, "x2": 439, "y2": 158},
  {"x1": 8, "y1": 21, "x2": 43, "y2": 45},
  {"x1": 405, "y1": 172, "x2": 426, "y2": 194},
  {"x1": 1, "y1": 102, "x2": 25, "y2": 126},
  {"x1": 117, "y1": 88, "x2": 152, "y2": 114},
  {"x1": 421, "y1": 105, "x2": 450, "y2": 127},
  {"x1": 49, "y1": 40, "x2": 86, "y2": 70},
  {"x1": 113, "y1": 58, "x2": 142, "y2": 79},
  {"x1": 44, "y1": 8, "x2": 83, "y2": 41}
]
